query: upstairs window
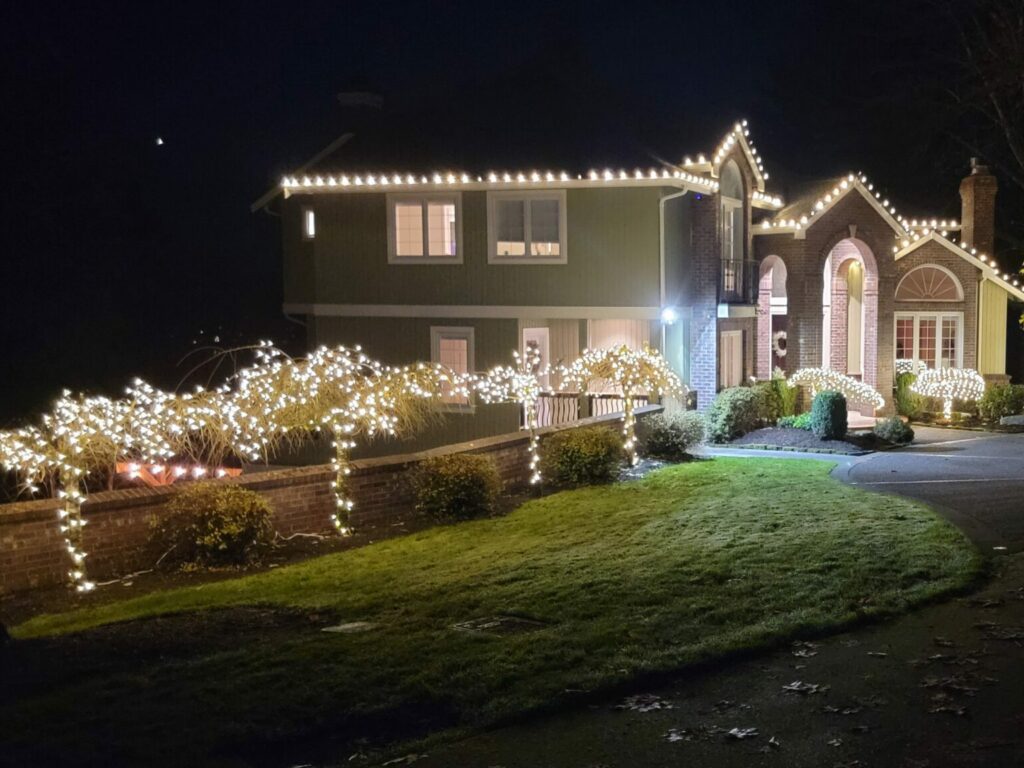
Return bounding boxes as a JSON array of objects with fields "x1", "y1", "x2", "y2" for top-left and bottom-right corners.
[
  {"x1": 488, "y1": 191, "x2": 567, "y2": 264},
  {"x1": 387, "y1": 194, "x2": 461, "y2": 263}
]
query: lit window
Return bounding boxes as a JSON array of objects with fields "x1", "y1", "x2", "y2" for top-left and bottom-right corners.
[
  {"x1": 720, "y1": 198, "x2": 744, "y2": 296},
  {"x1": 388, "y1": 194, "x2": 461, "y2": 263},
  {"x1": 430, "y1": 327, "x2": 475, "y2": 406},
  {"x1": 488, "y1": 191, "x2": 566, "y2": 263},
  {"x1": 894, "y1": 312, "x2": 963, "y2": 370},
  {"x1": 303, "y1": 208, "x2": 316, "y2": 239}
]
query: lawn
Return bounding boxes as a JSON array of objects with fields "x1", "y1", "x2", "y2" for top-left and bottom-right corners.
[{"x1": 2, "y1": 458, "x2": 982, "y2": 766}]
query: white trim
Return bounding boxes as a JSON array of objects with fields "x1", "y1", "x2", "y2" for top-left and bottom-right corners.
[
  {"x1": 752, "y1": 179, "x2": 906, "y2": 238},
  {"x1": 430, "y1": 326, "x2": 475, "y2": 412},
  {"x1": 893, "y1": 311, "x2": 965, "y2": 369},
  {"x1": 710, "y1": 130, "x2": 767, "y2": 193},
  {"x1": 717, "y1": 304, "x2": 757, "y2": 319},
  {"x1": 895, "y1": 263, "x2": 965, "y2": 302},
  {"x1": 286, "y1": 303, "x2": 664, "y2": 320},
  {"x1": 386, "y1": 192, "x2": 463, "y2": 264},
  {"x1": 283, "y1": 175, "x2": 719, "y2": 196},
  {"x1": 486, "y1": 190, "x2": 568, "y2": 265}
]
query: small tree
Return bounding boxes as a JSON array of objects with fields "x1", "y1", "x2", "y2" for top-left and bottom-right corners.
[
  {"x1": 475, "y1": 346, "x2": 545, "y2": 484},
  {"x1": 562, "y1": 345, "x2": 686, "y2": 465}
]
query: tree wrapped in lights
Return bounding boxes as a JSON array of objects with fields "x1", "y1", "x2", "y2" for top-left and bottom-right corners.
[
  {"x1": 561, "y1": 345, "x2": 686, "y2": 465},
  {"x1": 911, "y1": 367, "x2": 986, "y2": 419},
  {"x1": 788, "y1": 368, "x2": 885, "y2": 411},
  {"x1": 475, "y1": 346, "x2": 546, "y2": 484}
]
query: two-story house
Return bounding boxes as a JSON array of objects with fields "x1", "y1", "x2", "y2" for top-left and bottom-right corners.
[{"x1": 263, "y1": 122, "x2": 1023, "y2": 449}]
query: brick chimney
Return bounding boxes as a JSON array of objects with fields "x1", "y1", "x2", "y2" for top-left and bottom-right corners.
[{"x1": 959, "y1": 158, "x2": 998, "y2": 254}]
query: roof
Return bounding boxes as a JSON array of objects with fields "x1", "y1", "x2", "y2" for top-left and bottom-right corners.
[
  {"x1": 895, "y1": 231, "x2": 1024, "y2": 302},
  {"x1": 274, "y1": 121, "x2": 785, "y2": 210}
]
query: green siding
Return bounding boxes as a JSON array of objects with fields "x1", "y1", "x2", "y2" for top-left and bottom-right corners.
[{"x1": 283, "y1": 186, "x2": 668, "y2": 308}]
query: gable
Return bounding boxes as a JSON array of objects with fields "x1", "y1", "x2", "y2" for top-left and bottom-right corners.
[{"x1": 895, "y1": 232, "x2": 1024, "y2": 302}]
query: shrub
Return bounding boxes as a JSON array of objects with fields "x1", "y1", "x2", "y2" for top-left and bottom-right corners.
[
  {"x1": 810, "y1": 390, "x2": 848, "y2": 440},
  {"x1": 874, "y1": 416, "x2": 914, "y2": 445},
  {"x1": 706, "y1": 387, "x2": 767, "y2": 443},
  {"x1": 754, "y1": 381, "x2": 783, "y2": 424},
  {"x1": 778, "y1": 412, "x2": 812, "y2": 430},
  {"x1": 894, "y1": 372, "x2": 922, "y2": 420},
  {"x1": 978, "y1": 383, "x2": 1024, "y2": 422},
  {"x1": 541, "y1": 426, "x2": 622, "y2": 485},
  {"x1": 415, "y1": 453, "x2": 501, "y2": 521},
  {"x1": 151, "y1": 483, "x2": 275, "y2": 568},
  {"x1": 638, "y1": 410, "x2": 706, "y2": 460}
]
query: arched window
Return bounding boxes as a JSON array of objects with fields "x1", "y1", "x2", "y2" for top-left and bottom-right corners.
[
  {"x1": 895, "y1": 264, "x2": 964, "y2": 302},
  {"x1": 719, "y1": 160, "x2": 745, "y2": 299}
]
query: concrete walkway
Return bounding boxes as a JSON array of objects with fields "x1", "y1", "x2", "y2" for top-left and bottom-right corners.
[{"x1": 413, "y1": 428, "x2": 1024, "y2": 768}]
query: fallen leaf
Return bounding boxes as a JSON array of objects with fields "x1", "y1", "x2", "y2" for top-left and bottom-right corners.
[
  {"x1": 782, "y1": 680, "x2": 830, "y2": 695},
  {"x1": 616, "y1": 694, "x2": 674, "y2": 713},
  {"x1": 726, "y1": 727, "x2": 759, "y2": 740}
]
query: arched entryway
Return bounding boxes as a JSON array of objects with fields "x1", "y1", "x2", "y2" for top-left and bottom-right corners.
[
  {"x1": 757, "y1": 255, "x2": 788, "y2": 379},
  {"x1": 821, "y1": 237, "x2": 879, "y2": 392}
]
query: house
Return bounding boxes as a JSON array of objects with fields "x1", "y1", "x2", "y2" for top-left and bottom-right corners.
[{"x1": 265, "y1": 122, "x2": 1023, "y2": 447}]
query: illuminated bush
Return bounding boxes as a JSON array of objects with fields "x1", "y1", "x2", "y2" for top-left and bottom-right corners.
[
  {"x1": 911, "y1": 368, "x2": 986, "y2": 419},
  {"x1": 151, "y1": 483, "x2": 275, "y2": 568},
  {"x1": 789, "y1": 368, "x2": 885, "y2": 411}
]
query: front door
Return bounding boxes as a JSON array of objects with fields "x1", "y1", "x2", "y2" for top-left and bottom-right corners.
[{"x1": 719, "y1": 330, "x2": 743, "y2": 389}]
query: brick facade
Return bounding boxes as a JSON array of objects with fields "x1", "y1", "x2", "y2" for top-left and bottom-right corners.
[{"x1": 0, "y1": 407, "x2": 659, "y2": 594}]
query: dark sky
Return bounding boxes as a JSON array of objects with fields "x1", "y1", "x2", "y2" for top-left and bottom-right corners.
[{"x1": 0, "y1": 0, "x2": 1001, "y2": 423}]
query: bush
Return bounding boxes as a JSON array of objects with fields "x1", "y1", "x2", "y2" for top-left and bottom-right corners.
[
  {"x1": 778, "y1": 412, "x2": 812, "y2": 430},
  {"x1": 638, "y1": 410, "x2": 706, "y2": 460},
  {"x1": 894, "y1": 372, "x2": 922, "y2": 420},
  {"x1": 541, "y1": 426, "x2": 622, "y2": 485},
  {"x1": 706, "y1": 387, "x2": 767, "y2": 443},
  {"x1": 757, "y1": 378, "x2": 797, "y2": 422},
  {"x1": 874, "y1": 416, "x2": 915, "y2": 445},
  {"x1": 151, "y1": 483, "x2": 275, "y2": 568},
  {"x1": 415, "y1": 453, "x2": 501, "y2": 521},
  {"x1": 978, "y1": 383, "x2": 1024, "y2": 422},
  {"x1": 810, "y1": 390, "x2": 848, "y2": 440}
]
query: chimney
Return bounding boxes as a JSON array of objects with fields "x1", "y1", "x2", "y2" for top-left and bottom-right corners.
[{"x1": 959, "y1": 157, "x2": 998, "y2": 254}]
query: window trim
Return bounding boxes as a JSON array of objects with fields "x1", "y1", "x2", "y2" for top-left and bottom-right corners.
[
  {"x1": 487, "y1": 190, "x2": 568, "y2": 265},
  {"x1": 386, "y1": 192, "x2": 463, "y2": 264},
  {"x1": 895, "y1": 263, "x2": 965, "y2": 302},
  {"x1": 430, "y1": 326, "x2": 475, "y2": 411},
  {"x1": 894, "y1": 311, "x2": 964, "y2": 369},
  {"x1": 302, "y1": 207, "x2": 316, "y2": 240}
]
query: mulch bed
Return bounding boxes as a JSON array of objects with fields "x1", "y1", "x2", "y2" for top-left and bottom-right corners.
[{"x1": 729, "y1": 427, "x2": 876, "y2": 455}]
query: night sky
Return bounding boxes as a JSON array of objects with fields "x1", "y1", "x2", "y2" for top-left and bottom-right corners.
[{"x1": 1, "y1": 0, "x2": 1016, "y2": 423}]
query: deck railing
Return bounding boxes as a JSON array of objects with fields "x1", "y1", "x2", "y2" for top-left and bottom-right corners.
[{"x1": 528, "y1": 392, "x2": 651, "y2": 429}]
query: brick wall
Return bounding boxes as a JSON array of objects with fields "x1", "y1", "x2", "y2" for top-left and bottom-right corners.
[{"x1": 0, "y1": 407, "x2": 660, "y2": 594}]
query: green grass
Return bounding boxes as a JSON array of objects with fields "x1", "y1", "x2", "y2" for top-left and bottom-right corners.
[{"x1": 3, "y1": 459, "x2": 982, "y2": 765}]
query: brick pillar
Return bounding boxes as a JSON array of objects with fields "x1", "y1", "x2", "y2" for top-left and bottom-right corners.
[
  {"x1": 756, "y1": 271, "x2": 773, "y2": 379},
  {"x1": 830, "y1": 275, "x2": 848, "y2": 372},
  {"x1": 959, "y1": 159, "x2": 998, "y2": 254},
  {"x1": 687, "y1": 194, "x2": 720, "y2": 409}
]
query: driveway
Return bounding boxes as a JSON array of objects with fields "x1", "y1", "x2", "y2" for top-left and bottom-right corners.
[
  {"x1": 838, "y1": 426, "x2": 1024, "y2": 554},
  {"x1": 411, "y1": 428, "x2": 1024, "y2": 768}
]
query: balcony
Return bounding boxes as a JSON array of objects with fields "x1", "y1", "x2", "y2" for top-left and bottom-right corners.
[{"x1": 719, "y1": 258, "x2": 757, "y2": 305}]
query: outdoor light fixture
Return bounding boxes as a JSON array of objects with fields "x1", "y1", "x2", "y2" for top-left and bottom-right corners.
[{"x1": 660, "y1": 307, "x2": 679, "y2": 325}]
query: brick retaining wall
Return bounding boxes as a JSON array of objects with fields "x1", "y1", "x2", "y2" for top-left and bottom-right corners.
[{"x1": 0, "y1": 406, "x2": 660, "y2": 594}]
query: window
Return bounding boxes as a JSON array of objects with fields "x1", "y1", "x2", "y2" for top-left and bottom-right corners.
[
  {"x1": 302, "y1": 208, "x2": 316, "y2": 240},
  {"x1": 896, "y1": 264, "x2": 963, "y2": 302},
  {"x1": 487, "y1": 191, "x2": 567, "y2": 263},
  {"x1": 720, "y1": 198, "x2": 744, "y2": 296},
  {"x1": 387, "y1": 194, "x2": 461, "y2": 263},
  {"x1": 430, "y1": 327, "x2": 474, "y2": 406},
  {"x1": 894, "y1": 312, "x2": 963, "y2": 370}
]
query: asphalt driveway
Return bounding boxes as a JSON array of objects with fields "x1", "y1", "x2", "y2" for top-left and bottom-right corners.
[{"x1": 837, "y1": 426, "x2": 1024, "y2": 554}]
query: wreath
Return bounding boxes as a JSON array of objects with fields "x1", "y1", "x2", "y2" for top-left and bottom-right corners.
[{"x1": 772, "y1": 330, "x2": 788, "y2": 358}]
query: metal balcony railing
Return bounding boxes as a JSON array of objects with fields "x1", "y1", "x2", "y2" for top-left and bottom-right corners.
[{"x1": 719, "y1": 259, "x2": 757, "y2": 304}]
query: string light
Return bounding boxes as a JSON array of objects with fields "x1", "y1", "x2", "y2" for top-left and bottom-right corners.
[
  {"x1": 561, "y1": 345, "x2": 686, "y2": 466},
  {"x1": 788, "y1": 368, "x2": 885, "y2": 410},
  {"x1": 911, "y1": 368, "x2": 986, "y2": 419}
]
